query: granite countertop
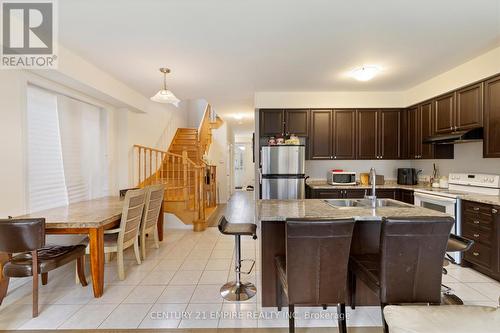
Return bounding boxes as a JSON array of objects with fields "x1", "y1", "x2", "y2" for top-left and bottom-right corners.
[
  {"x1": 17, "y1": 196, "x2": 124, "y2": 229},
  {"x1": 306, "y1": 180, "x2": 500, "y2": 206},
  {"x1": 257, "y1": 199, "x2": 450, "y2": 222}
]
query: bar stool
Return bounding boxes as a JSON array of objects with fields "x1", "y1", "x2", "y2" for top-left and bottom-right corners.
[
  {"x1": 348, "y1": 216, "x2": 454, "y2": 333},
  {"x1": 218, "y1": 216, "x2": 257, "y2": 301},
  {"x1": 276, "y1": 218, "x2": 356, "y2": 333}
]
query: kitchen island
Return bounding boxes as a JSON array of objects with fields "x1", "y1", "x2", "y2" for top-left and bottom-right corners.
[{"x1": 257, "y1": 199, "x2": 450, "y2": 307}]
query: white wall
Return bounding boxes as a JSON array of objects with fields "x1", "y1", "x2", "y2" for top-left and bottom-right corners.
[
  {"x1": 305, "y1": 160, "x2": 412, "y2": 181},
  {"x1": 255, "y1": 91, "x2": 405, "y2": 109},
  {"x1": 405, "y1": 46, "x2": 500, "y2": 105},
  {"x1": 186, "y1": 99, "x2": 208, "y2": 128},
  {"x1": 206, "y1": 123, "x2": 230, "y2": 203},
  {"x1": 0, "y1": 60, "x2": 188, "y2": 218},
  {"x1": 412, "y1": 142, "x2": 500, "y2": 179}
]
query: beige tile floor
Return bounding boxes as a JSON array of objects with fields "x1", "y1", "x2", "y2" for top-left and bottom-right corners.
[{"x1": 0, "y1": 226, "x2": 499, "y2": 330}]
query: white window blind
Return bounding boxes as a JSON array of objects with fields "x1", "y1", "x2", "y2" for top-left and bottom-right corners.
[
  {"x1": 27, "y1": 86, "x2": 68, "y2": 212},
  {"x1": 26, "y1": 85, "x2": 108, "y2": 212}
]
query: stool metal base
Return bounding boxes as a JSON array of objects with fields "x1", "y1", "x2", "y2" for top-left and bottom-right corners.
[{"x1": 220, "y1": 281, "x2": 256, "y2": 301}]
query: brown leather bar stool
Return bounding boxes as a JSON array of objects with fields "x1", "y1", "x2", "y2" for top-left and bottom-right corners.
[
  {"x1": 275, "y1": 218, "x2": 356, "y2": 333},
  {"x1": 442, "y1": 233, "x2": 474, "y2": 305},
  {"x1": 218, "y1": 216, "x2": 257, "y2": 301},
  {"x1": 348, "y1": 216, "x2": 454, "y2": 333},
  {"x1": 0, "y1": 218, "x2": 87, "y2": 317}
]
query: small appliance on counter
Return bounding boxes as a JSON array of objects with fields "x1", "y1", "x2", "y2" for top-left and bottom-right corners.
[
  {"x1": 327, "y1": 170, "x2": 356, "y2": 185},
  {"x1": 397, "y1": 168, "x2": 421, "y2": 185}
]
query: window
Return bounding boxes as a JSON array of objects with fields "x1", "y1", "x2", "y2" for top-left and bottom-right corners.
[{"x1": 26, "y1": 85, "x2": 108, "y2": 212}]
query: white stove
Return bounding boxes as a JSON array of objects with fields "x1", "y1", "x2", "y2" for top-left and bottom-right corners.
[{"x1": 413, "y1": 173, "x2": 500, "y2": 263}]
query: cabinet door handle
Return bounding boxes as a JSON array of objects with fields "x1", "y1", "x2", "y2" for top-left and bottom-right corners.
[
  {"x1": 492, "y1": 208, "x2": 498, "y2": 214},
  {"x1": 473, "y1": 233, "x2": 480, "y2": 238},
  {"x1": 473, "y1": 252, "x2": 480, "y2": 257},
  {"x1": 473, "y1": 220, "x2": 480, "y2": 224},
  {"x1": 473, "y1": 207, "x2": 480, "y2": 211}
]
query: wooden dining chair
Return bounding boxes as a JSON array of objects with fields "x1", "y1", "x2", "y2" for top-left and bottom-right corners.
[
  {"x1": 81, "y1": 188, "x2": 147, "y2": 280},
  {"x1": 140, "y1": 184, "x2": 165, "y2": 260}
]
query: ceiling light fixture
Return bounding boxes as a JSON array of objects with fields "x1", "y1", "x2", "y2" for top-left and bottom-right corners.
[
  {"x1": 150, "y1": 67, "x2": 180, "y2": 106},
  {"x1": 350, "y1": 66, "x2": 381, "y2": 81}
]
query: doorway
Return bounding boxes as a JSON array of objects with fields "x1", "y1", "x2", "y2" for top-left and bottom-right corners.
[{"x1": 233, "y1": 142, "x2": 254, "y2": 191}]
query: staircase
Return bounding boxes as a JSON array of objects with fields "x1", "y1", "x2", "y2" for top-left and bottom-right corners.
[{"x1": 134, "y1": 104, "x2": 223, "y2": 231}]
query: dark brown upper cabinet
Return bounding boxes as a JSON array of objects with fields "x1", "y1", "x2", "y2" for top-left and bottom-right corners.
[
  {"x1": 407, "y1": 103, "x2": 434, "y2": 159},
  {"x1": 309, "y1": 110, "x2": 332, "y2": 160},
  {"x1": 399, "y1": 110, "x2": 409, "y2": 159},
  {"x1": 332, "y1": 110, "x2": 356, "y2": 159},
  {"x1": 433, "y1": 93, "x2": 455, "y2": 134},
  {"x1": 356, "y1": 109, "x2": 378, "y2": 159},
  {"x1": 260, "y1": 109, "x2": 284, "y2": 136},
  {"x1": 420, "y1": 101, "x2": 435, "y2": 159},
  {"x1": 407, "y1": 106, "x2": 418, "y2": 159},
  {"x1": 379, "y1": 109, "x2": 401, "y2": 159},
  {"x1": 284, "y1": 109, "x2": 309, "y2": 136},
  {"x1": 456, "y1": 82, "x2": 483, "y2": 131},
  {"x1": 484, "y1": 75, "x2": 500, "y2": 158},
  {"x1": 434, "y1": 83, "x2": 483, "y2": 135}
]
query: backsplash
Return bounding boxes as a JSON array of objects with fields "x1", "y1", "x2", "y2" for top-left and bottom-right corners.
[
  {"x1": 305, "y1": 160, "x2": 412, "y2": 180},
  {"x1": 305, "y1": 142, "x2": 500, "y2": 182},
  {"x1": 412, "y1": 142, "x2": 500, "y2": 178}
]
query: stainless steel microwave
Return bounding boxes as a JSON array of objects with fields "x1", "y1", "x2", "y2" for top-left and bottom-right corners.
[{"x1": 327, "y1": 171, "x2": 356, "y2": 185}]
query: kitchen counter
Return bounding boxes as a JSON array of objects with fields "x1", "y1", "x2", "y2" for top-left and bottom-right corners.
[
  {"x1": 258, "y1": 198, "x2": 452, "y2": 308},
  {"x1": 306, "y1": 180, "x2": 500, "y2": 206},
  {"x1": 257, "y1": 199, "x2": 449, "y2": 222}
]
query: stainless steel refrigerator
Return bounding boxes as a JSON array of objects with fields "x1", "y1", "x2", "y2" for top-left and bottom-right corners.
[{"x1": 260, "y1": 145, "x2": 305, "y2": 199}]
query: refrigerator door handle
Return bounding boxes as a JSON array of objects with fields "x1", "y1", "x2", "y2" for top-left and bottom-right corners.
[{"x1": 259, "y1": 168, "x2": 262, "y2": 184}]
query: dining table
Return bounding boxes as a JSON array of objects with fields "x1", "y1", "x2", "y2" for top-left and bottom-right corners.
[{"x1": 0, "y1": 196, "x2": 164, "y2": 302}]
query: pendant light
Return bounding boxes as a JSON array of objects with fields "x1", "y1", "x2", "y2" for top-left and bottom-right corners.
[{"x1": 150, "y1": 67, "x2": 180, "y2": 106}]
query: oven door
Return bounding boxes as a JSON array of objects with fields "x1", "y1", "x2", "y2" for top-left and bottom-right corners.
[{"x1": 414, "y1": 192, "x2": 456, "y2": 216}]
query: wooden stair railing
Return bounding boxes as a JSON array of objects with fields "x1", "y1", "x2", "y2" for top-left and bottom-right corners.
[
  {"x1": 133, "y1": 103, "x2": 223, "y2": 232},
  {"x1": 134, "y1": 145, "x2": 217, "y2": 231}
]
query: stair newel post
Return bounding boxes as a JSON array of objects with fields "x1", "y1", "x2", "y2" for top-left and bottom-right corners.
[{"x1": 182, "y1": 150, "x2": 189, "y2": 209}]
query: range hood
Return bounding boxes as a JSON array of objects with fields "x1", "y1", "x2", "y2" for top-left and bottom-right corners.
[{"x1": 423, "y1": 127, "x2": 483, "y2": 144}]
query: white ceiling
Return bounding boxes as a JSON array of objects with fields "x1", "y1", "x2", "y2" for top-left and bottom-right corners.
[{"x1": 59, "y1": 0, "x2": 500, "y2": 134}]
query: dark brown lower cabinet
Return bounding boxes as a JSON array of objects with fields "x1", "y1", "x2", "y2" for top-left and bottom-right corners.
[
  {"x1": 398, "y1": 189, "x2": 415, "y2": 204},
  {"x1": 375, "y1": 189, "x2": 398, "y2": 199},
  {"x1": 307, "y1": 188, "x2": 399, "y2": 200},
  {"x1": 307, "y1": 188, "x2": 367, "y2": 199},
  {"x1": 462, "y1": 200, "x2": 500, "y2": 281}
]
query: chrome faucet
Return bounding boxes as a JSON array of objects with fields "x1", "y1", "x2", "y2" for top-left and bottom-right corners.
[{"x1": 365, "y1": 168, "x2": 377, "y2": 208}]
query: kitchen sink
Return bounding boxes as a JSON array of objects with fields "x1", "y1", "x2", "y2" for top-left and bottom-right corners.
[
  {"x1": 324, "y1": 198, "x2": 413, "y2": 208},
  {"x1": 357, "y1": 198, "x2": 413, "y2": 208},
  {"x1": 324, "y1": 199, "x2": 365, "y2": 207}
]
